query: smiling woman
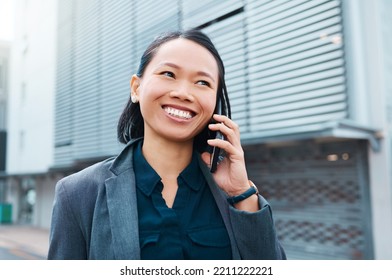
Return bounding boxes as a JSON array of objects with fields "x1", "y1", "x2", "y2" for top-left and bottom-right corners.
[{"x1": 47, "y1": 29, "x2": 286, "y2": 260}]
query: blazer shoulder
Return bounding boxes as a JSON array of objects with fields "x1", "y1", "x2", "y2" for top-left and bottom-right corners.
[{"x1": 56, "y1": 157, "x2": 115, "y2": 198}]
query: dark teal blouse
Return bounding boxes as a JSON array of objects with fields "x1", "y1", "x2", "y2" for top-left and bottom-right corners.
[{"x1": 133, "y1": 140, "x2": 232, "y2": 260}]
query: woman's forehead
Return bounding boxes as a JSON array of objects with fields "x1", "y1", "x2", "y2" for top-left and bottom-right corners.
[{"x1": 149, "y1": 38, "x2": 219, "y2": 74}]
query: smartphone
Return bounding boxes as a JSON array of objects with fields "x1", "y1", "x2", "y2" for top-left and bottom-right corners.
[{"x1": 210, "y1": 95, "x2": 229, "y2": 173}]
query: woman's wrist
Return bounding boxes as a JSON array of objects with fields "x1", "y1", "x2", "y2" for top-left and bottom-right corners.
[
  {"x1": 233, "y1": 193, "x2": 259, "y2": 212},
  {"x1": 227, "y1": 180, "x2": 259, "y2": 205}
]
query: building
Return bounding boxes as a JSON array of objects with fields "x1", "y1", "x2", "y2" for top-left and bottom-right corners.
[
  {"x1": 3, "y1": 0, "x2": 58, "y2": 228},
  {"x1": 3, "y1": 0, "x2": 392, "y2": 259},
  {"x1": 0, "y1": 40, "x2": 10, "y2": 203}
]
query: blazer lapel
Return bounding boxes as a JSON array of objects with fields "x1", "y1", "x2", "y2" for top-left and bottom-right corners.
[
  {"x1": 197, "y1": 156, "x2": 241, "y2": 259},
  {"x1": 105, "y1": 140, "x2": 141, "y2": 259}
]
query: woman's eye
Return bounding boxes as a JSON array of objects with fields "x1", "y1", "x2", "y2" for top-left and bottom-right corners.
[
  {"x1": 162, "y1": 71, "x2": 174, "y2": 78},
  {"x1": 196, "y1": 80, "x2": 210, "y2": 87}
]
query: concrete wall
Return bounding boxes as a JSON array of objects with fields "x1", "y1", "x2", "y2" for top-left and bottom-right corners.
[
  {"x1": 33, "y1": 176, "x2": 58, "y2": 229},
  {"x1": 343, "y1": 0, "x2": 392, "y2": 259},
  {"x1": 6, "y1": 0, "x2": 57, "y2": 174},
  {"x1": 5, "y1": 0, "x2": 58, "y2": 228}
]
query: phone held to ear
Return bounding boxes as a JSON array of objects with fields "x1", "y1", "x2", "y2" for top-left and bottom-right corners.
[
  {"x1": 210, "y1": 129, "x2": 224, "y2": 173},
  {"x1": 210, "y1": 95, "x2": 228, "y2": 173}
]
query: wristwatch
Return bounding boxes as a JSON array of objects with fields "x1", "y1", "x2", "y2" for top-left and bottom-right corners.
[{"x1": 227, "y1": 180, "x2": 259, "y2": 205}]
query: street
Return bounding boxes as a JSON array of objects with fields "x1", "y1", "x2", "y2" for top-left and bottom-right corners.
[{"x1": 0, "y1": 225, "x2": 49, "y2": 260}]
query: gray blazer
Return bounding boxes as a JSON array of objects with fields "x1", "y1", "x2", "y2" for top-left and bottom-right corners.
[{"x1": 48, "y1": 139, "x2": 285, "y2": 260}]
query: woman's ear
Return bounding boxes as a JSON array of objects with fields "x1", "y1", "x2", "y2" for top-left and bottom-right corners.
[{"x1": 130, "y1": 74, "x2": 141, "y2": 102}]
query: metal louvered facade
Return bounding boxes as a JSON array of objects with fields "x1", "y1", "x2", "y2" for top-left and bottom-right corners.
[
  {"x1": 55, "y1": 0, "x2": 351, "y2": 166},
  {"x1": 244, "y1": 0, "x2": 348, "y2": 140}
]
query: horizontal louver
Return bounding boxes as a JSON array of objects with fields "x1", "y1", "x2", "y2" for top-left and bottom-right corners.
[
  {"x1": 243, "y1": 0, "x2": 347, "y2": 140},
  {"x1": 99, "y1": 0, "x2": 135, "y2": 157},
  {"x1": 182, "y1": 0, "x2": 243, "y2": 28},
  {"x1": 72, "y1": 0, "x2": 101, "y2": 159},
  {"x1": 54, "y1": 0, "x2": 74, "y2": 166},
  {"x1": 134, "y1": 0, "x2": 180, "y2": 69}
]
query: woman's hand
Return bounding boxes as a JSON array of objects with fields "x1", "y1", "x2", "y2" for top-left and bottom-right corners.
[{"x1": 201, "y1": 114, "x2": 259, "y2": 211}]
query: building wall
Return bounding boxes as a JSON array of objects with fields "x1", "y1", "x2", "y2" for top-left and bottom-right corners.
[
  {"x1": 54, "y1": 0, "x2": 349, "y2": 167},
  {"x1": 7, "y1": 0, "x2": 57, "y2": 174},
  {"x1": 368, "y1": 0, "x2": 392, "y2": 259},
  {"x1": 340, "y1": 0, "x2": 392, "y2": 259},
  {"x1": 5, "y1": 0, "x2": 57, "y2": 228},
  {"x1": 33, "y1": 175, "x2": 59, "y2": 229},
  {"x1": 0, "y1": 42, "x2": 10, "y2": 174}
]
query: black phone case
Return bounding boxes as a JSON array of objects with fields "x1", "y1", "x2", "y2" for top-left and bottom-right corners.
[{"x1": 210, "y1": 96, "x2": 225, "y2": 173}]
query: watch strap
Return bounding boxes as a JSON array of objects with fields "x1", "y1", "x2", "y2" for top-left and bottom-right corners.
[{"x1": 227, "y1": 180, "x2": 259, "y2": 205}]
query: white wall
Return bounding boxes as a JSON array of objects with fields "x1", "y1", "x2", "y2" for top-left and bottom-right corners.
[
  {"x1": 0, "y1": 0, "x2": 14, "y2": 41},
  {"x1": 7, "y1": 0, "x2": 57, "y2": 174},
  {"x1": 33, "y1": 176, "x2": 58, "y2": 229},
  {"x1": 343, "y1": 0, "x2": 392, "y2": 259}
]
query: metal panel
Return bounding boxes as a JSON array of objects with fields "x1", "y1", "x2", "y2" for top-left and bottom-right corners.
[
  {"x1": 133, "y1": 0, "x2": 180, "y2": 68},
  {"x1": 182, "y1": 0, "x2": 243, "y2": 28},
  {"x1": 72, "y1": 0, "x2": 101, "y2": 159},
  {"x1": 243, "y1": 0, "x2": 348, "y2": 140},
  {"x1": 54, "y1": 0, "x2": 75, "y2": 165},
  {"x1": 245, "y1": 140, "x2": 373, "y2": 259},
  {"x1": 99, "y1": 0, "x2": 135, "y2": 157}
]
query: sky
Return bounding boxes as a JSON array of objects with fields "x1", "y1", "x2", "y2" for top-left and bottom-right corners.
[{"x1": 0, "y1": 0, "x2": 15, "y2": 41}]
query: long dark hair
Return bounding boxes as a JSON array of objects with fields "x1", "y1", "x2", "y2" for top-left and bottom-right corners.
[{"x1": 117, "y1": 29, "x2": 231, "y2": 153}]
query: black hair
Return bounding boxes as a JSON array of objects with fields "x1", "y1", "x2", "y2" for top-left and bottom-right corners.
[{"x1": 117, "y1": 29, "x2": 231, "y2": 153}]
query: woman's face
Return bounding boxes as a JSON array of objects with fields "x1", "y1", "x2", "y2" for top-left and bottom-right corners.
[{"x1": 131, "y1": 38, "x2": 219, "y2": 144}]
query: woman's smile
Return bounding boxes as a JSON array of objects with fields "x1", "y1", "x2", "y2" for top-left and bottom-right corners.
[{"x1": 163, "y1": 105, "x2": 195, "y2": 121}]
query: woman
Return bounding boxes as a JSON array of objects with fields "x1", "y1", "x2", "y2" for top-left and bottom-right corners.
[{"x1": 48, "y1": 29, "x2": 286, "y2": 260}]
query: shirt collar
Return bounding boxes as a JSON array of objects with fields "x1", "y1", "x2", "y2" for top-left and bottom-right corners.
[
  {"x1": 133, "y1": 140, "x2": 162, "y2": 197},
  {"x1": 133, "y1": 140, "x2": 205, "y2": 196},
  {"x1": 179, "y1": 151, "x2": 205, "y2": 192}
]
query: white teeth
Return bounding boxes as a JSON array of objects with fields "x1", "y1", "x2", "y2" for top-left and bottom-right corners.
[{"x1": 164, "y1": 107, "x2": 192, "y2": 119}]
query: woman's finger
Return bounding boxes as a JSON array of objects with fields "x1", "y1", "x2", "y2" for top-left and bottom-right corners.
[
  {"x1": 207, "y1": 138, "x2": 243, "y2": 161},
  {"x1": 212, "y1": 114, "x2": 240, "y2": 134},
  {"x1": 208, "y1": 122, "x2": 241, "y2": 148}
]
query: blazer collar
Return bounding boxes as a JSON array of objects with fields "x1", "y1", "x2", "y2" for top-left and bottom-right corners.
[
  {"x1": 109, "y1": 138, "x2": 142, "y2": 175},
  {"x1": 105, "y1": 138, "x2": 142, "y2": 259}
]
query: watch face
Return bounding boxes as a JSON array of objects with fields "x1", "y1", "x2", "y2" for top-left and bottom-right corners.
[{"x1": 248, "y1": 180, "x2": 258, "y2": 194}]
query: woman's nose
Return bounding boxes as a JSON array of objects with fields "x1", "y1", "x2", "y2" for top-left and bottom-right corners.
[{"x1": 169, "y1": 82, "x2": 194, "y2": 102}]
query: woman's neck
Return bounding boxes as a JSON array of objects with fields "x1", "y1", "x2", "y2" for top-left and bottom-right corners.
[{"x1": 141, "y1": 136, "x2": 194, "y2": 179}]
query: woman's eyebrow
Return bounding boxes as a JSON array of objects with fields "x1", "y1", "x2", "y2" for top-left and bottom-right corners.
[
  {"x1": 196, "y1": 71, "x2": 216, "y2": 83},
  {"x1": 158, "y1": 62, "x2": 180, "y2": 69},
  {"x1": 157, "y1": 62, "x2": 216, "y2": 82}
]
